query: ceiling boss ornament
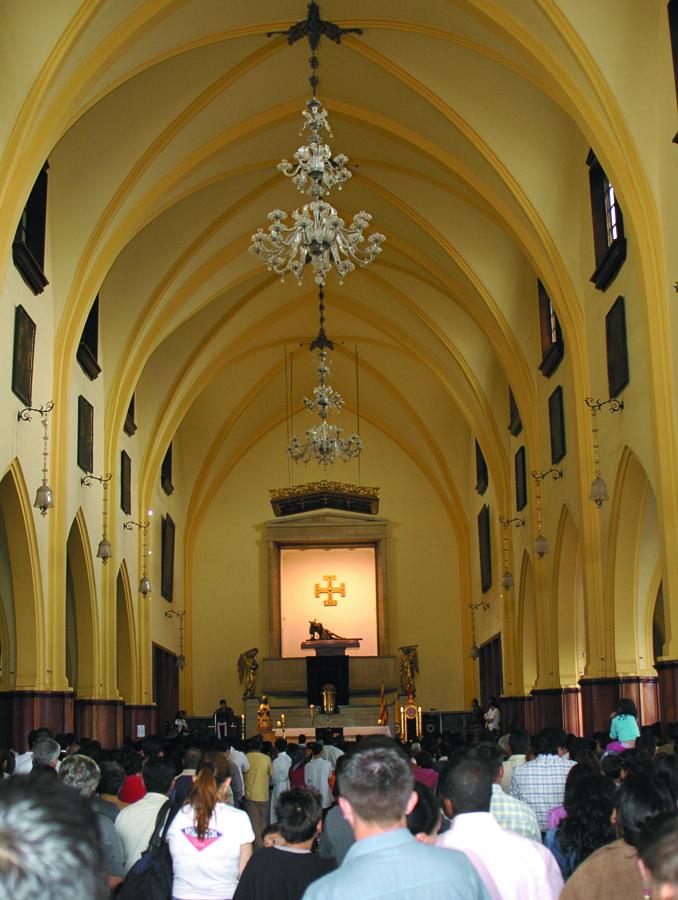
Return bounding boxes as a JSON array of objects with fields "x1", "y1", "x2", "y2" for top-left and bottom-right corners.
[{"x1": 249, "y1": 3, "x2": 385, "y2": 286}]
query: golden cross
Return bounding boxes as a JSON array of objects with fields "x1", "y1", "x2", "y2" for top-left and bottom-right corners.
[{"x1": 314, "y1": 574, "x2": 346, "y2": 607}]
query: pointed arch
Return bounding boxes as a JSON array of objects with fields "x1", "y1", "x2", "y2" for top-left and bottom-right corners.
[
  {"x1": 0, "y1": 459, "x2": 45, "y2": 689},
  {"x1": 116, "y1": 560, "x2": 138, "y2": 703},
  {"x1": 552, "y1": 506, "x2": 584, "y2": 686},
  {"x1": 607, "y1": 447, "x2": 660, "y2": 674},
  {"x1": 65, "y1": 509, "x2": 99, "y2": 697},
  {"x1": 517, "y1": 549, "x2": 537, "y2": 694}
]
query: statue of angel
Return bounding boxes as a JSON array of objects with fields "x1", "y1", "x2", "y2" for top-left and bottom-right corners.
[
  {"x1": 237, "y1": 647, "x2": 259, "y2": 699},
  {"x1": 399, "y1": 644, "x2": 419, "y2": 697}
]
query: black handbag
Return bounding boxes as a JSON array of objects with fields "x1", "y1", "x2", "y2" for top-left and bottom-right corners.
[{"x1": 116, "y1": 799, "x2": 179, "y2": 900}]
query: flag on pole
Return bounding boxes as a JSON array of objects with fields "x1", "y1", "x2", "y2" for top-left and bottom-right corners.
[{"x1": 379, "y1": 682, "x2": 388, "y2": 725}]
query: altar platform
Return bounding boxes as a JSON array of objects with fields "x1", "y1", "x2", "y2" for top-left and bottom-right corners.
[{"x1": 244, "y1": 697, "x2": 397, "y2": 739}]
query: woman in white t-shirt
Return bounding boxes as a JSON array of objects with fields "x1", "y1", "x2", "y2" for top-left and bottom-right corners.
[
  {"x1": 484, "y1": 697, "x2": 501, "y2": 733},
  {"x1": 167, "y1": 751, "x2": 254, "y2": 900}
]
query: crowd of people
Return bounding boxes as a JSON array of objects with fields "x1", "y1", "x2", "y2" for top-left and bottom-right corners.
[{"x1": 0, "y1": 698, "x2": 677, "y2": 898}]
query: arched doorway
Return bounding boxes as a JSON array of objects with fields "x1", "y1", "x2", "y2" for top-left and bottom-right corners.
[
  {"x1": 65, "y1": 511, "x2": 98, "y2": 699},
  {"x1": 116, "y1": 562, "x2": 136, "y2": 703}
]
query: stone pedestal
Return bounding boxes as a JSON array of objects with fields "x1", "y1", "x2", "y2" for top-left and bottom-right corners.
[
  {"x1": 579, "y1": 676, "x2": 658, "y2": 736},
  {"x1": 0, "y1": 691, "x2": 74, "y2": 751}
]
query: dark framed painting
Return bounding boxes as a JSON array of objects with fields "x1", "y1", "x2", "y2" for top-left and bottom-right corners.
[
  {"x1": 475, "y1": 440, "x2": 488, "y2": 495},
  {"x1": 11, "y1": 305, "x2": 36, "y2": 406},
  {"x1": 548, "y1": 385, "x2": 566, "y2": 464},
  {"x1": 515, "y1": 446, "x2": 527, "y2": 511},
  {"x1": 161, "y1": 513, "x2": 175, "y2": 602},
  {"x1": 161, "y1": 443, "x2": 174, "y2": 496},
  {"x1": 120, "y1": 450, "x2": 131, "y2": 515},
  {"x1": 508, "y1": 387, "x2": 522, "y2": 437},
  {"x1": 605, "y1": 295, "x2": 630, "y2": 399},
  {"x1": 478, "y1": 504, "x2": 492, "y2": 594},
  {"x1": 77, "y1": 395, "x2": 94, "y2": 473}
]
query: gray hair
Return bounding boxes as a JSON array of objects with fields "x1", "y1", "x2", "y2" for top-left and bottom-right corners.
[
  {"x1": 0, "y1": 775, "x2": 108, "y2": 899},
  {"x1": 31, "y1": 739, "x2": 60, "y2": 768},
  {"x1": 58, "y1": 755, "x2": 100, "y2": 798}
]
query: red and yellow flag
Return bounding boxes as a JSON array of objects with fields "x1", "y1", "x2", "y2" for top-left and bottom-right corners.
[{"x1": 378, "y1": 681, "x2": 388, "y2": 725}]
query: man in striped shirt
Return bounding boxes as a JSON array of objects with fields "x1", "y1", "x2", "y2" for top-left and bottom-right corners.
[{"x1": 510, "y1": 727, "x2": 577, "y2": 832}]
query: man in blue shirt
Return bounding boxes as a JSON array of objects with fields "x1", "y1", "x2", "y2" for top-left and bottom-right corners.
[{"x1": 302, "y1": 740, "x2": 489, "y2": 900}]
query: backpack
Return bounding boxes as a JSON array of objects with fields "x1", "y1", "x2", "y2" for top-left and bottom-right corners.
[{"x1": 116, "y1": 799, "x2": 179, "y2": 900}]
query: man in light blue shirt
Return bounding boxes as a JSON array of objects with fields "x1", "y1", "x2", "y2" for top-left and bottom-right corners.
[{"x1": 302, "y1": 740, "x2": 489, "y2": 900}]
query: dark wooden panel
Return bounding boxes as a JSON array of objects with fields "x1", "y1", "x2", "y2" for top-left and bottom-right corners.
[{"x1": 124, "y1": 704, "x2": 158, "y2": 742}]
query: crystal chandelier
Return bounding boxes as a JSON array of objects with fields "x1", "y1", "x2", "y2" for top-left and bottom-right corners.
[
  {"x1": 250, "y1": 4, "x2": 385, "y2": 286},
  {"x1": 288, "y1": 288, "x2": 363, "y2": 466}
]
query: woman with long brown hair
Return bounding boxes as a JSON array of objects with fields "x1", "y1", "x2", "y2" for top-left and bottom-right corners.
[{"x1": 167, "y1": 751, "x2": 253, "y2": 899}]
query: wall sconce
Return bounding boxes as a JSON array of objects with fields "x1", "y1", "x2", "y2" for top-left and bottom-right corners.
[
  {"x1": 530, "y1": 467, "x2": 562, "y2": 558},
  {"x1": 469, "y1": 601, "x2": 490, "y2": 659},
  {"x1": 81, "y1": 473, "x2": 112, "y2": 562},
  {"x1": 18, "y1": 402, "x2": 55, "y2": 516},
  {"x1": 165, "y1": 608, "x2": 186, "y2": 669},
  {"x1": 584, "y1": 396, "x2": 623, "y2": 507},
  {"x1": 498, "y1": 515, "x2": 525, "y2": 589},
  {"x1": 125, "y1": 511, "x2": 153, "y2": 596}
]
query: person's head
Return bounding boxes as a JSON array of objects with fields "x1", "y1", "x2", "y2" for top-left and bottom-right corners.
[
  {"x1": 535, "y1": 727, "x2": 568, "y2": 756},
  {"x1": 638, "y1": 812, "x2": 678, "y2": 899},
  {"x1": 141, "y1": 737, "x2": 163, "y2": 760},
  {"x1": 0, "y1": 776, "x2": 108, "y2": 899},
  {"x1": 439, "y1": 756, "x2": 493, "y2": 818},
  {"x1": 601, "y1": 752, "x2": 624, "y2": 782},
  {"x1": 472, "y1": 698, "x2": 480, "y2": 709},
  {"x1": 508, "y1": 730, "x2": 530, "y2": 756},
  {"x1": 570, "y1": 746, "x2": 602, "y2": 771},
  {"x1": 665, "y1": 723, "x2": 678, "y2": 743},
  {"x1": 276, "y1": 787, "x2": 323, "y2": 845},
  {"x1": 26, "y1": 728, "x2": 52, "y2": 750},
  {"x1": 617, "y1": 698, "x2": 638, "y2": 718},
  {"x1": 182, "y1": 747, "x2": 202, "y2": 771},
  {"x1": 186, "y1": 752, "x2": 232, "y2": 839},
  {"x1": 141, "y1": 757, "x2": 176, "y2": 795},
  {"x1": 489, "y1": 697, "x2": 498, "y2": 709},
  {"x1": 558, "y1": 774, "x2": 617, "y2": 865},
  {"x1": 249, "y1": 734, "x2": 263, "y2": 753},
  {"x1": 96, "y1": 761, "x2": 125, "y2": 797},
  {"x1": 406, "y1": 782, "x2": 440, "y2": 843},
  {"x1": 562, "y1": 761, "x2": 602, "y2": 811},
  {"x1": 275, "y1": 738, "x2": 288, "y2": 754},
  {"x1": 472, "y1": 742, "x2": 503, "y2": 783},
  {"x1": 219, "y1": 699, "x2": 227, "y2": 708},
  {"x1": 59, "y1": 754, "x2": 101, "y2": 798},
  {"x1": 298, "y1": 734, "x2": 306, "y2": 746},
  {"x1": 31, "y1": 738, "x2": 61, "y2": 769},
  {"x1": 261, "y1": 824, "x2": 283, "y2": 848},
  {"x1": 414, "y1": 750, "x2": 434, "y2": 770},
  {"x1": 616, "y1": 775, "x2": 675, "y2": 847},
  {"x1": 310, "y1": 742, "x2": 323, "y2": 758},
  {"x1": 338, "y1": 743, "x2": 415, "y2": 829}
]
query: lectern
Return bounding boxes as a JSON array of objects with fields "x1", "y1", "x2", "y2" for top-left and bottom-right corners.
[{"x1": 301, "y1": 638, "x2": 361, "y2": 709}]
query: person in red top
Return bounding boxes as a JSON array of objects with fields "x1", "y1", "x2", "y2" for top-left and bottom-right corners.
[
  {"x1": 117, "y1": 747, "x2": 146, "y2": 803},
  {"x1": 413, "y1": 750, "x2": 439, "y2": 792}
]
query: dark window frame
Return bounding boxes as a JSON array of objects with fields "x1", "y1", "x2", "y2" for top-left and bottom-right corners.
[
  {"x1": 515, "y1": 446, "x2": 527, "y2": 512},
  {"x1": 538, "y1": 280, "x2": 564, "y2": 377},
  {"x1": 13, "y1": 162, "x2": 49, "y2": 295},
  {"x1": 161, "y1": 443, "x2": 174, "y2": 496},
  {"x1": 478, "y1": 504, "x2": 492, "y2": 594},
  {"x1": 120, "y1": 450, "x2": 132, "y2": 515},
  {"x1": 508, "y1": 388, "x2": 523, "y2": 437},
  {"x1": 161, "y1": 514, "x2": 175, "y2": 602},
  {"x1": 124, "y1": 393, "x2": 137, "y2": 437},
  {"x1": 475, "y1": 440, "x2": 489, "y2": 495},
  {"x1": 77, "y1": 395, "x2": 94, "y2": 474},
  {"x1": 669, "y1": 0, "x2": 678, "y2": 142},
  {"x1": 76, "y1": 296, "x2": 101, "y2": 380},
  {"x1": 548, "y1": 386, "x2": 567, "y2": 465},
  {"x1": 586, "y1": 150, "x2": 627, "y2": 291}
]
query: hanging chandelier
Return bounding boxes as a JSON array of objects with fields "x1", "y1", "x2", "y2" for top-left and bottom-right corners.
[
  {"x1": 288, "y1": 288, "x2": 363, "y2": 466},
  {"x1": 249, "y1": 3, "x2": 385, "y2": 286}
]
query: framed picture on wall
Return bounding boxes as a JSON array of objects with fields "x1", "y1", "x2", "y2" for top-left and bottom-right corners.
[
  {"x1": 515, "y1": 446, "x2": 527, "y2": 511},
  {"x1": 606, "y1": 295, "x2": 630, "y2": 398},
  {"x1": 11, "y1": 305, "x2": 36, "y2": 406},
  {"x1": 120, "y1": 450, "x2": 131, "y2": 515},
  {"x1": 77, "y1": 395, "x2": 94, "y2": 473},
  {"x1": 161, "y1": 513, "x2": 175, "y2": 602},
  {"x1": 477, "y1": 504, "x2": 492, "y2": 593},
  {"x1": 548, "y1": 385, "x2": 566, "y2": 464}
]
